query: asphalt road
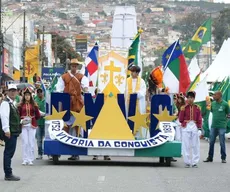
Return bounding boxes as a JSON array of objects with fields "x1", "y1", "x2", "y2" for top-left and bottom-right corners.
[{"x1": 0, "y1": 137, "x2": 230, "y2": 192}]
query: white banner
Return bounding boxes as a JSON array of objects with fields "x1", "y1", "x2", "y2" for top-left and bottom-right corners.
[{"x1": 48, "y1": 120, "x2": 176, "y2": 149}]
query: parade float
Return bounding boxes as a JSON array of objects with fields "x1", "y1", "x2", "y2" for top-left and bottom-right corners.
[
  {"x1": 44, "y1": 91, "x2": 181, "y2": 166},
  {"x1": 43, "y1": 6, "x2": 181, "y2": 166}
]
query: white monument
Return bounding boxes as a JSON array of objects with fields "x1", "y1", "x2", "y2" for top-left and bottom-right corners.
[{"x1": 111, "y1": 6, "x2": 137, "y2": 49}]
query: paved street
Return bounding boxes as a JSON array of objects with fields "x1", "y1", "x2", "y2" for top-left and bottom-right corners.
[{"x1": 1, "y1": 137, "x2": 230, "y2": 192}]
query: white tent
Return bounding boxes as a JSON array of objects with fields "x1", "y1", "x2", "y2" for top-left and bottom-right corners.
[
  {"x1": 188, "y1": 57, "x2": 200, "y2": 82},
  {"x1": 201, "y1": 38, "x2": 230, "y2": 82}
]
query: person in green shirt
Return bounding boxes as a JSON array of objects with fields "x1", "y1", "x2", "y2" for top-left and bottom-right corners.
[
  {"x1": 14, "y1": 89, "x2": 22, "y2": 106},
  {"x1": 204, "y1": 91, "x2": 229, "y2": 163},
  {"x1": 34, "y1": 88, "x2": 46, "y2": 160}
]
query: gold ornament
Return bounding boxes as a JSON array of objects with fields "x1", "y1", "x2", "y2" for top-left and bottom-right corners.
[
  {"x1": 128, "y1": 107, "x2": 149, "y2": 135},
  {"x1": 153, "y1": 107, "x2": 177, "y2": 129},
  {"x1": 71, "y1": 107, "x2": 94, "y2": 132},
  {"x1": 45, "y1": 106, "x2": 67, "y2": 121}
]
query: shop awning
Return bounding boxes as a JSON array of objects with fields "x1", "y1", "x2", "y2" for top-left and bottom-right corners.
[{"x1": 1, "y1": 73, "x2": 14, "y2": 81}]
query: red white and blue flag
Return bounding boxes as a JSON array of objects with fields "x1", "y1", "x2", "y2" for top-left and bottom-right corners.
[{"x1": 84, "y1": 43, "x2": 99, "y2": 88}]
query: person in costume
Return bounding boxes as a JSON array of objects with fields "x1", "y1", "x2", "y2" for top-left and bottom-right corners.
[
  {"x1": 179, "y1": 91, "x2": 202, "y2": 168},
  {"x1": 56, "y1": 58, "x2": 89, "y2": 161},
  {"x1": 174, "y1": 93, "x2": 186, "y2": 142},
  {"x1": 34, "y1": 88, "x2": 46, "y2": 160},
  {"x1": 18, "y1": 88, "x2": 41, "y2": 165},
  {"x1": 126, "y1": 65, "x2": 147, "y2": 139},
  {"x1": 148, "y1": 66, "x2": 162, "y2": 99},
  {"x1": 203, "y1": 91, "x2": 229, "y2": 163}
]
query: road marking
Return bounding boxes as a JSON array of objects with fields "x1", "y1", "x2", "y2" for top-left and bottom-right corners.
[{"x1": 97, "y1": 176, "x2": 105, "y2": 183}]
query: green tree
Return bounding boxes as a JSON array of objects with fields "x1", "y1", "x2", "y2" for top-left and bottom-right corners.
[
  {"x1": 76, "y1": 16, "x2": 84, "y2": 26},
  {"x1": 59, "y1": 12, "x2": 67, "y2": 20},
  {"x1": 52, "y1": 34, "x2": 81, "y2": 65},
  {"x1": 174, "y1": 11, "x2": 208, "y2": 43},
  {"x1": 213, "y1": 8, "x2": 230, "y2": 52}
]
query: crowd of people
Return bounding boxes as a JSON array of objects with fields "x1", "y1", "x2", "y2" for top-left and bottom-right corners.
[{"x1": 0, "y1": 57, "x2": 229, "y2": 181}]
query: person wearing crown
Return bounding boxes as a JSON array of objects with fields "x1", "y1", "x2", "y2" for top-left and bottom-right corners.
[
  {"x1": 126, "y1": 65, "x2": 147, "y2": 139},
  {"x1": 56, "y1": 58, "x2": 89, "y2": 161},
  {"x1": 18, "y1": 88, "x2": 42, "y2": 166},
  {"x1": 179, "y1": 91, "x2": 202, "y2": 168}
]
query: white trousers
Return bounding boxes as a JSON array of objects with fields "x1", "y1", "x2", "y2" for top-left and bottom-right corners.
[
  {"x1": 22, "y1": 125, "x2": 36, "y2": 162},
  {"x1": 182, "y1": 121, "x2": 200, "y2": 165},
  {"x1": 175, "y1": 119, "x2": 182, "y2": 141}
]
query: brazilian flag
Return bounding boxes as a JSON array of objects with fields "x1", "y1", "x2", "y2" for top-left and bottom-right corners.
[
  {"x1": 128, "y1": 29, "x2": 142, "y2": 69},
  {"x1": 183, "y1": 18, "x2": 212, "y2": 59}
]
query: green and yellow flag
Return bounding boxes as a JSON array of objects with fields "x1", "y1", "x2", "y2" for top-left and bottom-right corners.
[
  {"x1": 127, "y1": 29, "x2": 143, "y2": 69},
  {"x1": 183, "y1": 18, "x2": 212, "y2": 59},
  {"x1": 221, "y1": 77, "x2": 229, "y2": 101},
  {"x1": 187, "y1": 72, "x2": 201, "y2": 92}
]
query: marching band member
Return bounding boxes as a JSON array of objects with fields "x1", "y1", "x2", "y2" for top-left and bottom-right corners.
[
  {"x1": 18, "y1": 88, "x2": 41, "y2": 165},
  {"x1": 56, "y1": 58, "x2": 89, "y2": 161},
  {"x1": 179, "y1": 91, "x2": 202, "y2": 168}
]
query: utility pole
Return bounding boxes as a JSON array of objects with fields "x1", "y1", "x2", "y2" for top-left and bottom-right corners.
[
  {"x1": 0, "y1": 0, "x2": 3, "y2": 85},
  {"x1": 209, "y1": 13, "x2": 212, "y2": 67},
  {"x1": 22, "y1": 10, "x2": 26, "y2": 83},
  {"x1": 41, "y1": 26, "x2": 45, "y2": 67},
  {"x1": 54, "y1": 34, "x2": 57, "y2": 66}
]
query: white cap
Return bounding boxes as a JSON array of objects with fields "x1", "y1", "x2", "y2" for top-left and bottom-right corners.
[{"x1": 8, "y1": 84, "x2": 17, "y2": 90}]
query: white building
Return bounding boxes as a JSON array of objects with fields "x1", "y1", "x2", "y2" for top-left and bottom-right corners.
[
  {"x1": 3, "y1": 14, "x2": 35, "y2": 44},
  {"x1": 81, "y1": 13, "x2": 90, "y2": 21}
]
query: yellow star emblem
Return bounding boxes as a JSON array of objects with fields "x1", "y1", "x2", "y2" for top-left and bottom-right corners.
[
  {"x1": 44, "y1": 105, "x2": 67, "y2": 121},
  {"x1": 128, "y1": 107, "x2": 149, "y2": 135},
  {"x1": 153, "y1": 107, "x2": 177, "y2": 130},
  {"x1": 71, "y1": 106, "x2": 94, "y2": 132},
  {"x1": 166, "y1": 54, "x2": 170, "y2": 59},
  {"x1": 175, "y1": 46, "x2": 180, "y2": 50}
]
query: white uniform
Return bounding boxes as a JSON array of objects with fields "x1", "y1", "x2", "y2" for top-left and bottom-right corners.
[
  {"x1": 182, "y1": 121, "x2": 200, "y2": 165},
  {"x1": 126, "y1": 77, "x2": 148, "y2": 139},
  {"x1": 21, "y1": 123, "x2": 36, "y2": 163}
]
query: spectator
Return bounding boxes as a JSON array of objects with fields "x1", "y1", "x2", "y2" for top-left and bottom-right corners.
[
  {"x1": 203, "y1": 91, "x2": 229, "y2": 163},
  {"x1": 0, "y1": 84, "x2": 21, "y2": 181},
  {"x1": 34, "y1": 88, "x2": 46, "y2": 160}
]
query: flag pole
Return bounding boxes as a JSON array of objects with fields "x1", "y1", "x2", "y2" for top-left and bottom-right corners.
[{"x1": 209, "y1": 14, "x2": 212, "y2": 68}]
